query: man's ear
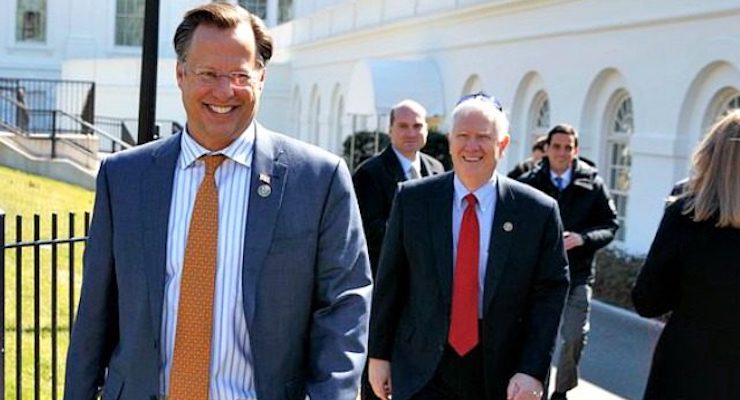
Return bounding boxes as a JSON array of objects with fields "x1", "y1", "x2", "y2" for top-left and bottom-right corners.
[
  {"x1": 176, "y1": 62, "x2": 185, "y2": 89},
  {"x1": 500, "y1": 133, "x2": 511, "y2": 151}
]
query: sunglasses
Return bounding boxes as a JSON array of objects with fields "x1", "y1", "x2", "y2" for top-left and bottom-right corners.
[{"x1": 456, "y1": 91, "x2": 503, "y2": 111}]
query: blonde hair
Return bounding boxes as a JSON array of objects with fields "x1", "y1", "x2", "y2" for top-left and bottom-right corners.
[{"x1": 683, "y1": 110, "x2": 740, "y2": 228}]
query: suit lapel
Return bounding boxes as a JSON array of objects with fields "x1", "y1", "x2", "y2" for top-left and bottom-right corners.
[
  {"x1": 429, "y1": 174, "x2": 455, "y2": 301},
  {"x1": 483, "y1": 177, "x2": 518, "y2": 315},
  {"x1": 141, "y1": 134, "x2": 180, "y2": 340},
  {"x1": 380, "y1": 146, "x2": 407, "y2": 183},
  {"x1": 242, "y1": 125, "x2": 287, "y2": 327}
]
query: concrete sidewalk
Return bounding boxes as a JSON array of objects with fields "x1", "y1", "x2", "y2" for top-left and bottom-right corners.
[{"x1": 548, "y1": 300, "x2": 665, "y2": 400}]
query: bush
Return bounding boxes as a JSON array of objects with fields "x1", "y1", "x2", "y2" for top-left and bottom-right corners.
[
  {"x1": 421, "y1": 130, "x2": 452, "y2": 170},
  {"x1": 343, "y1": 130, "x2": 453, "y2": 172},
  {"x1": 593, "y1": 248, "x2": 644, "y2": 311},
  {"x1": 342, "y1": 131, "x2": 390, "y2": 170}
]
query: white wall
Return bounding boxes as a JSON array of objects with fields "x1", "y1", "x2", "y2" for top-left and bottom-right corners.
[{"x1": 280, "y1": 0, "x2": 740, "y2": 253}]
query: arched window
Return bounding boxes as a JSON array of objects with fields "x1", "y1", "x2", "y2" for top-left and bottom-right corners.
[
  {"x1": 528, "y1": 91, "x2": 550, "y2": 147},
  {"x1": 461, "y1": 75, "x2": 483, "y2": 97},
  {"x1": 535, "y1": 98, "x2": 550, "y2": 130},
  {"x1": 605, "y1": 94, "x2": 633, "y2": 242},
  {"x1": 720, "y1": 94, "x2": 740, "y2": 117}
]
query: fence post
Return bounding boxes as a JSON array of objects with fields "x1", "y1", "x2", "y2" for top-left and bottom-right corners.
[
  {"x1": 51, "y1": 110, "x2": 57, "y2": 159},
  {"x1": 1, "y1": 209, "x2": 5, "y2": 399}
]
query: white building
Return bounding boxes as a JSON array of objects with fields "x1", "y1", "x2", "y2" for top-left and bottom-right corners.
[{"x1": 2, "y1": 0, "x2": 739, "y2": 254}]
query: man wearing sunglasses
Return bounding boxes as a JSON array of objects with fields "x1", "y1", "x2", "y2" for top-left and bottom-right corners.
[{"x1": 369, "y1": 93, "x2": 569, "y2": 400}]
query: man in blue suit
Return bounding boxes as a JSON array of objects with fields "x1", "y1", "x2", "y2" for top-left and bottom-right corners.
[
  {"x1": 368, "y1": 94, "x2": 569, "y2": 400},
  {"x1": 64, "y1": 3, "x2": 372, "y2": 400}
]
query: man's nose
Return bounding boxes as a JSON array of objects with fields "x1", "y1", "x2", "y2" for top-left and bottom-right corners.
[{"x1": 211, "y1": 77, "x2": 236, "y2": 97}]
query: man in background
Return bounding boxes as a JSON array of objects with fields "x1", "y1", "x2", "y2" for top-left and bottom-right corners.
[
  {"x1": 508, "y1": 135, "x2": 547, "y2": 179},
  {"x1": 519, "y1": 123, "x2": 618, "y2": 400},
  {"x1": 352, "y1": 99, "x2": 444, "y2": 399}
]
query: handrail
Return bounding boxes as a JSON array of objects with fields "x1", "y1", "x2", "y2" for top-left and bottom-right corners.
[
  {"x1": 56, "y1": 110, "x2": 132, "y2": 150},
  {"x1": 0, "y1": 91, "x2": 28, "y2": 111}
]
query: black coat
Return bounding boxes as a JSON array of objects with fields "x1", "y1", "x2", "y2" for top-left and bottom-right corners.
[
  {"x1": 633, "y1": 198, "x2": 740, "y2": 399},
  {"x1": 518, "y1": 158, "x2": 618, "y2": 286},
  {"x1": 352, "y1": 146, "x2": 444, "y2": 274},
  {"x1": 369, "y1": 174, "x2": 569, "y2": 400}
]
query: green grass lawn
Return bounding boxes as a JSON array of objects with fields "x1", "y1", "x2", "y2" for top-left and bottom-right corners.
[{"x1": 1, "y1": 165, "x2": 94, "y2": 399}]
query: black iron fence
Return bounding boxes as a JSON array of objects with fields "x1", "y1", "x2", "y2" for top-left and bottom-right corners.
[
  {"x1": 1, "y1": 211, "x2": 90, "y2": 400},
  {"x1": 0, "y1": 77, "x2": 95, "y2": 133}
]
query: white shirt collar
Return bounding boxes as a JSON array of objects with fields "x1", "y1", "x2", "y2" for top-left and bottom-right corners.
[
  {"x1": 550, "y1": 167, "x2": 573, "y2": 187},
  {"x1": 179, "y1": 122, "x2": 256, "y2": 170},
  {"x1": 391, "y1": 147, "x2": 421, "y2": 178},
  {"x1": 453, "y1": 173, "x2": 498, "y2": 212}
]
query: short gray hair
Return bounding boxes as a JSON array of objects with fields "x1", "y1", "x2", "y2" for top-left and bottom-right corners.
[{"x1": 451, "y1": 97, "x2": 510, "y2": 139}]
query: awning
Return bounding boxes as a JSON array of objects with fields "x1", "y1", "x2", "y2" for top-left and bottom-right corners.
[{"x1": 345, "y1": 59, "x2": 445, "y2": 116}]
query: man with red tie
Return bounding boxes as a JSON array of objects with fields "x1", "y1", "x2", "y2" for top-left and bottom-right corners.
[{"x1": 368, "y1": 93, "x2": 569, "y2": 400}]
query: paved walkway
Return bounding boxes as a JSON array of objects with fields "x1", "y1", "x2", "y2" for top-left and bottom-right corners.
[{"x1": 548, "y1": 300, "x2": 665, "y2": 400}]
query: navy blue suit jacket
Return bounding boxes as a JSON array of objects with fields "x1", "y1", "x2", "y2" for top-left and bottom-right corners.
[
  {"x1": 369, "y1": 173, "x2": 569, "y2": 400},
  {"x1": 64, "y1": 125, "x2": 372, "y2": 400}
]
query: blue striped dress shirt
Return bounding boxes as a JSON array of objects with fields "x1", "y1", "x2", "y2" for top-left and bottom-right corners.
[{"x1": 160, "y1": 124, "x2": 256, "y2": 399}]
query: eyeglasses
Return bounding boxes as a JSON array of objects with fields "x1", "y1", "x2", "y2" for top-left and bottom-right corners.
[
  {"x1": 456, "y1": 91, "x2": 503, "y2": 111},
  {"x1": 183, "y1": 63, "x2": 263, "y2": 88}
]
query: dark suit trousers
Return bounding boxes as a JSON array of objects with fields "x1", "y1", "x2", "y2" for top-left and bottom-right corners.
[{"x1": 411, "y1": 344, "x2": 485, "y2": 400}]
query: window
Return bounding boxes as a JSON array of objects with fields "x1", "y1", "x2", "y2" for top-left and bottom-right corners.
[
  {"x1": 278, "y1": 0, "x2": 293, "y2": 24},
  {"x1": 720, "y1": 95, "x2": 740, "y2": 117},
  {"x1": 535, "y1": 98, "x2": 550, "y2": 131},
  {"x1": 238, "y1": 0, "x2": 267, "y2": 19},
  {"x1": 526, "y1": 91, "x2": 550, "y2": 153},
  {"x1": 605, "y1": 95, "x2": 633, "y2": 242},
  {"x1": 16, "y1": 0, "x2": 47, "y2": 43},
  {"x1": 115, "y1": 0, "x2": 145, "y2": 47}
]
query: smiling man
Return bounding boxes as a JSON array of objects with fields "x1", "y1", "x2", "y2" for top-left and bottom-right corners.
[
  {"x1": 368, "y1": 93, "x2": 569, "y2": 400},
  {"x1": 518, "y1": 124, "x2": 618, "y2": 400},
  {"x1": 64, "y1": 3, "x2": 371, "y2": 400}
]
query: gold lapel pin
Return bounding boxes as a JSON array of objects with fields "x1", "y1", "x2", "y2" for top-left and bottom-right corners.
[{"x1": 503, "y1": 222, "x2": 513, "y2": 232}]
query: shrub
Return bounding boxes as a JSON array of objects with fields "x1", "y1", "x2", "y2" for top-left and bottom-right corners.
[
  {"x1": 593, "y1": 248, "x2": 644, "y2": 311},
  {"x1": 421, "y1": 130, "x2": 452, "y2": 170},
  {"x1": 342, "y1": 131, "x2": 390, "y2": 170}
]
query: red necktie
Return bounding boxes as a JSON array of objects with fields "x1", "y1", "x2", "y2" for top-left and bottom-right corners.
[{"x1": 449, "y1": 193, "x2": 479, "y2": 356}]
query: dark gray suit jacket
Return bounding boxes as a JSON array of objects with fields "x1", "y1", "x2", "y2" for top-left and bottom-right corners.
[
  {"x1": 352, "y1": 146, "x2": 445, "y2": 274},
  {"x1": 369, "y1": 173, "x2": 569, "y2": 400},
  {"x1": 64, "y1": 125, "x2": 372, "y2": 400}
]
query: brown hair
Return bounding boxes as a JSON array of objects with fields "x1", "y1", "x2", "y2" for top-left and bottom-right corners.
[
  {"x1": 546, "y1": 123, "x2": 579, "y2": 148},
  {"x1": 683, "y1": 110, "x2": 740, "y2": 228},
  {"x1": 173, "y1": 2, "x2": 273, "y2": 65}
]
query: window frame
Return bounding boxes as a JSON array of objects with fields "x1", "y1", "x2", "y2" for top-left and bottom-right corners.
[{"x1": 603, "y1": 92, "x2": 633, "y2": 242}]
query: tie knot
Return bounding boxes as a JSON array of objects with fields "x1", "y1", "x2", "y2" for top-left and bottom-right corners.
[
  {"x1": 202, "y1": 154, "x2": 227, "y2": 177},
  {"x1": 408, "y1": 166, "x2": 420, "y2": 180},
  {"x1": 464, "y1": 193, "x2": 477, "y2": 207},
  {"x1": 554, "y1": 176, "x2": 564, "y2": 191}
]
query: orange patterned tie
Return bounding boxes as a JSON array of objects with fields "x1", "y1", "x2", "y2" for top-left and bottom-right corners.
[{"x1": 169, "y1": 154, "x2": 226, "y2": 400}]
